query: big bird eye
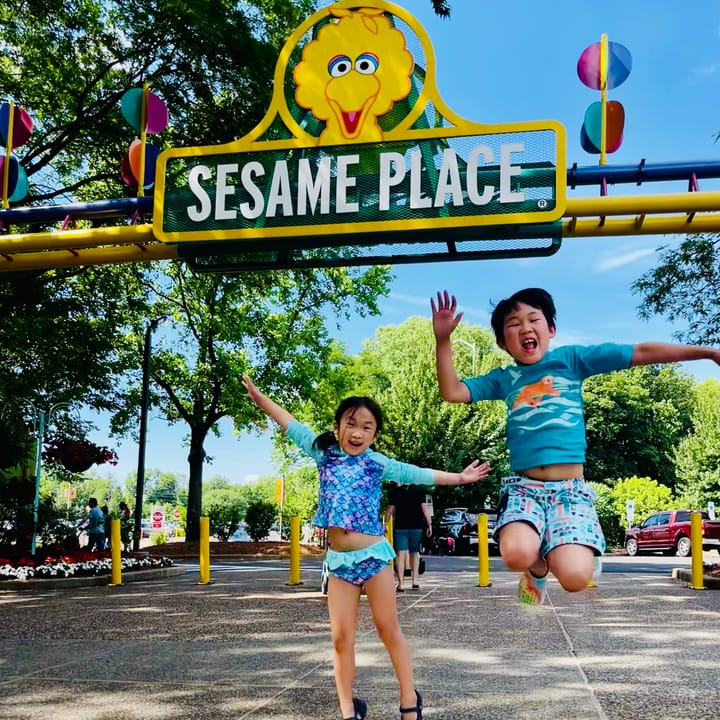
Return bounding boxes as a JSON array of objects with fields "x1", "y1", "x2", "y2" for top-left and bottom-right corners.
[
  {"x1": 354, "y1": 53, "x2": 379, "y2": 75},
  {"x1": 328, "y1": 55, "x2": 352, "y2": 77}
]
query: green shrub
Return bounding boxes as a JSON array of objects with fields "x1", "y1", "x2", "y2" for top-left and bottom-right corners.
[
  {"x1": 588, "y1": 482, "x2": 624, "y2": 549},
  {"x1": 205, "y1": 499, "x2": 242, "y2": 542},
  {"x1": 245, "y1": 500, "x2": 277, "y2": 541},
  {"x1": 612, "y1": 476, "x2": 675, "y2": 530},
  {"x1": 150, "y1": 530, "x2": 167, "y2": 545}
]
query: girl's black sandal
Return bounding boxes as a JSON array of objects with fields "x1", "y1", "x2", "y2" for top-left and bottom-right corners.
[
  {"x1": 343, "y1": 697, "x2": 367, "y2": 720},
  {"x1": 399, "y1": 689, "x2": 423, "y2": 719}
]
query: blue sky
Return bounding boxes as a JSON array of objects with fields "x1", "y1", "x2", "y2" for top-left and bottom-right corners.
[{"x1": 90, "y1": 0, "x2": 720, "y2": 487}]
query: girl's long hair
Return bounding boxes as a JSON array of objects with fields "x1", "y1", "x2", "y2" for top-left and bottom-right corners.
[{"x1": 313, "y1": 396, "x2": 384, "y2": 451}]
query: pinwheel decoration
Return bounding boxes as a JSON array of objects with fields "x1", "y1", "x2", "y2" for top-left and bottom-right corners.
[
  {"x1": 120, "y1": 84, "x2": 168, "y2": 195},
  {"x1": 0, "y1": 100, "x2": 32, "y2": 206},
  {"x1": 577, "y1": 36, "x2": 631, "y2": 163}
]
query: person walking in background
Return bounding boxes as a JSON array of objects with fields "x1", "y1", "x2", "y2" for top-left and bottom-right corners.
[
  {"x1": 385, "y1": 483, "x2": 432, "y2": 592},
  {"x1": 80, "y1": 498, "x2": 105, "y2": 552},
  {"x1": 431, "y1": 287, "x2": 720, "y2": 606},
  {"x1": 118, "y1": 501, "x2": 132, "y2": 553},
  {"x1": 242, "y1": 373, "x2": 491, "y2": 720}
]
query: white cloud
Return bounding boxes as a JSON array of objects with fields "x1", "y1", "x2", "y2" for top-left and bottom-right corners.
[{"x1": 595, "y1": 248, "x2": 656, "y2": 272}]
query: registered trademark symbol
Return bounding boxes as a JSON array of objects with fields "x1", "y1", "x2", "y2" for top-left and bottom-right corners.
[{"x1": 537, "y1": 199, "x2": 548, "y2": 209}]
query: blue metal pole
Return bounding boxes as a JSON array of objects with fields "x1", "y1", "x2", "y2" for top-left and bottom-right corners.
[{"x1": 31, "y1": 409, "x2": 45, "y2": 556}]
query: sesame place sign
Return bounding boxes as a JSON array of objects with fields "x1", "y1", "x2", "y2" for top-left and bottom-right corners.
[{"x1": 153, "y1": 0, "x2": 567, "y2": 246}]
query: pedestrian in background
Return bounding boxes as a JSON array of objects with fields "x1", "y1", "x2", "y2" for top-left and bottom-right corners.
[
  {"x1": 385, "y1": 483, "x2": 432, "y2": 592},
  {"x1": 80, "y1": 498, "x2": 105, "y2": 552},
  {"x1": 119, "y1": 501, "x2": 132, "y2": 552}
]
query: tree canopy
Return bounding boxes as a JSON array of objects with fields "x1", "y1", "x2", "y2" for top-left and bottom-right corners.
[
  {"x1": 632, "y1": 235, "x2": 720, "y2": 347},
  {"x1": 583, "y1": 364, "x2": 696, "y2": 490}
]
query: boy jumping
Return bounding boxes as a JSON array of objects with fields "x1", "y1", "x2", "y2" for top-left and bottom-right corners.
[{"x1": 431, "y1": 288, "x2": 720, "y2": 604}]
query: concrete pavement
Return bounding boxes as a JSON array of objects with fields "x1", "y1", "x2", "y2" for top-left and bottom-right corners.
[{"x1": 1, "y1": 557, "x2": 719, "y2": 720}]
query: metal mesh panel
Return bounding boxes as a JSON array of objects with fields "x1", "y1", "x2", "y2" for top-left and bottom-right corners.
[{"x1": 181, "y1": 227, "x2": 561, "y2": 273}]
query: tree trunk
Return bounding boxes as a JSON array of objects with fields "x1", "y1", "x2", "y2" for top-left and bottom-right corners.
[{"x1": 185, "y1": 434, "x2": 206, "y2": 542}]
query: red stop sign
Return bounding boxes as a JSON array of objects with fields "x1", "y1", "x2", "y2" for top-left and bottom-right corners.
[{"x1": 152, "y1": 511, "x2": 163, "y2": 522}]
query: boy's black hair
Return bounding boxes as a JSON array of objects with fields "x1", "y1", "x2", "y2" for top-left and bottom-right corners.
[
  {"x1": 313, "y1": 396, "x2": 384, "y2": 451},
  {"x1": 490, "y1": 288, "x2": 557, "y2": 345}
]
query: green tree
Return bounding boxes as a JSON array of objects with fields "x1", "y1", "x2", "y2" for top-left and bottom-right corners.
[
  {"x1": 674, "y1": 379, "x2": 720, "y2": 507},
  {"x1": 611, "y1": 476, "x2": 675, "y2": 531},
  {"x1": 1, "y1": 0, "x2": 314, "y2": 206},
  {"x1": 632, "y1": 235, "x2": 720, "y2": 346},
  {"x1": 108, "y1": 262, "x2": 390, "y2": 542},
  {"x1": 281, "y1": 466, "x2": 320, "y2": 526},
  {"x1": 245, "y1": 499, "x2": 277, "y2": 541},
  {"x1": 583, "y1": 365, "x2": 696, "y2": 490},
  {"x1": 144, "y1": 469, "x2": 181, "y2": 507},
  {"x1": 203, "y1": 486, "x2": 245, "y2": 541}
]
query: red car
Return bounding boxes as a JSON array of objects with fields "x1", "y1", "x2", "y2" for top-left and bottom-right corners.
[{"x1": 625, "y1": 509, "x2": 720, "y2": 557}]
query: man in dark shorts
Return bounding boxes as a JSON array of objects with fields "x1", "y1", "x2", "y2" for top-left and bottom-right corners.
[{"x1": 385, "y1": 483, "x2": 432, "y2": 591}]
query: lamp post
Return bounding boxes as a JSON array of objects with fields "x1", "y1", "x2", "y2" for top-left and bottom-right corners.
[
  {"x1": 453, "y1": 338, "x2": 477, "y2": 375},
  {"x1": 27, "y1": 401, "x2": 71, "y2": 556},
  {"x1": 134, "y1": 318, "x2": 160, "y2": 551}
]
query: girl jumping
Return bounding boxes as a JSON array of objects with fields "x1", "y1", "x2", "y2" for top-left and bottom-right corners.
[{"x1": 242, "y1": 374, "x2": 491, "y2": 720}]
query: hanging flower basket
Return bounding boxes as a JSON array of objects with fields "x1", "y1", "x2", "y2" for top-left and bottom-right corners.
[{"x1": 42, "y1": 438, "x2": 119, "y2": 473}]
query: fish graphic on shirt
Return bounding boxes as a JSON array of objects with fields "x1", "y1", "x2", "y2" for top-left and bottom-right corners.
[{"x1": 511, "y1": 375, "x2": 560, "y2": 409}]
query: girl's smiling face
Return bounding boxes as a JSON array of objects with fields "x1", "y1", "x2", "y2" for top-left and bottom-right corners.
[
  {"x1": 500, "y1": 301, "x2": 556, "y2": 364},
  {"x1": 334, "y1": 406, "x2": 378, "y2": 455}
]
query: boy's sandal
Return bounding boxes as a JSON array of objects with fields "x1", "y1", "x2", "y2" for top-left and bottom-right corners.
[
  {"x1": 400, "y1": 689, "x2": 423, "y2": 719},
  {"x1": 343, "y1": 697, "x2": 367, "y2": 720},
  {"x1": 411, "y1": 584, "x2": 420, "y2": 589}
]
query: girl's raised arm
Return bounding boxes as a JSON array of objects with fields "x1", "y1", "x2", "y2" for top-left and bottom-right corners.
[
  {"x1": 242, "y1": 373, "x2": 294, "y2": 431},
  {"x1": 432, "y1": 459, "x2": 491, "y2": 486}
]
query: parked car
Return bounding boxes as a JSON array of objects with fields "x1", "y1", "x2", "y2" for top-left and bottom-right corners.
[
  {"x1": 485, "y1": 512, "x2": 499, "y2": 553},
  {"x1": 625, "y1": 509, "x2": 720, "y2": 557},
  {"x1": 429, "y1": 508, "x2": 478, "y2": 556}
]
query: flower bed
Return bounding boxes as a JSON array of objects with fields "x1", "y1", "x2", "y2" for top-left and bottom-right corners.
[{"x1": 0, "y1": 550, "x2": 174, "y2": 581}]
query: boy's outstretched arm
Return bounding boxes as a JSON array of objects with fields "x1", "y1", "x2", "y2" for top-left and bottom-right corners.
[
  {"x1": 431, "y1": 290, "x2": 472, "y2": 403},
  {"x1": 631, "y1": 343, "x2": 720, "y2": 367},
  {"x1": 242, "y1": 373, "x2": 294, "y2": 431},
  {"x1": 432, "y1": 459, "x2": 492, "y2": 486}
]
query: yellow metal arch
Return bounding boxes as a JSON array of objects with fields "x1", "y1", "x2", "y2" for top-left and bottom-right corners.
[{"x1": 2, "y1": 189, "x2": 719, "y2": 272}]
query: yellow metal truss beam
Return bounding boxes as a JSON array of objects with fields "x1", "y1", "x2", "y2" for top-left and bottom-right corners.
[{"x1": 1, "y1": 190, "x2": 720, "y2": 272}]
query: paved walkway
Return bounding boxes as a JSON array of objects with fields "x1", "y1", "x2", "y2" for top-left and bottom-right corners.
[{"x1": 1, "y1": 558, "x2": 719, "y2": 720}]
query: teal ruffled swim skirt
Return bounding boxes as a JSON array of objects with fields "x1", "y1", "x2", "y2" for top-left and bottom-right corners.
[{"x1": 326, "y1": 537, "x2": 395, "y2": 586}]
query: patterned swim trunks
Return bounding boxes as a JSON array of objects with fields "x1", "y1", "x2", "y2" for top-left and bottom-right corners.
[{"x1": 495, "y1": 475, "x2": 605, "y2": 556}]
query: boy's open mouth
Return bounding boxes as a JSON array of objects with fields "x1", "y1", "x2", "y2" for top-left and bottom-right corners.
[{"x1": 522, "y1": 339, "x2": 537, "y2": 351}]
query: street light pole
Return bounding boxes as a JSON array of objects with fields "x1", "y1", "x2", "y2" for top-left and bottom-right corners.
[
  {"x1": 28, "y1": 401, "x2": 71, "y2": 556},
  {"x1": 134, "y1": 318, "x2": 159, "y2": 551},
  {"x1": 453, "y1": 338, "x2": 477, "y2": 375}
]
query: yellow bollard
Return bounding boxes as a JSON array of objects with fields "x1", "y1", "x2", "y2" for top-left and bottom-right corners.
[
  {"x1": 198, "y1": 516, "x2": 211, "y2": 585},
  {"x1": 477, "y1": 514, "x2": 491, "y2": 587},
  {"x1": 690, "y1": 511, "x2": 705, "y2": 591},
  {"x1": 385, "y1": 516, "x2": 394, "y2": 570},
  {"x1": 288, "y1": 516, "x2": 302, "y2": 585},
  {"x1": 109, "y1": 518, "x2": 123, "y2": 586}
]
